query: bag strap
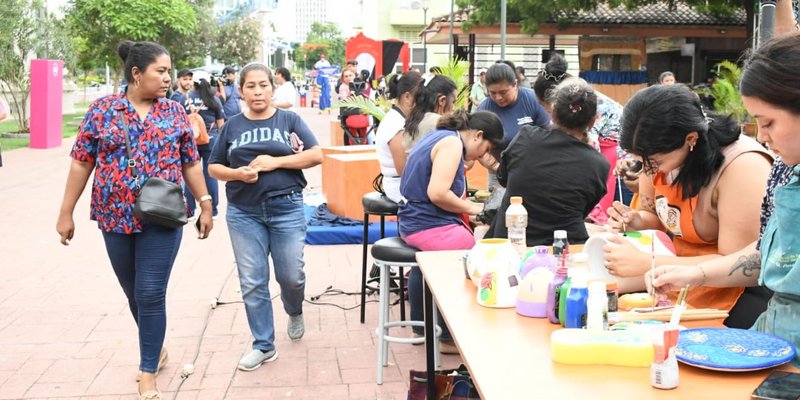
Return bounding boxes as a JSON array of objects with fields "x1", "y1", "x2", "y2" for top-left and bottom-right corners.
[{"x1": 120, "y1": 114, "x2": 140, "y2": 190}]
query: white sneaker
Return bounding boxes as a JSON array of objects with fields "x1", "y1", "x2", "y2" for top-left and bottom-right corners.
[{"x1": 237, "y1": 349, "x2": 277, "y2": 371}]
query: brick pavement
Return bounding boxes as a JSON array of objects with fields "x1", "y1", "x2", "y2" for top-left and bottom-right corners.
[{"x1": 0, "y1": 106, "x2": 462, "y2": 399}]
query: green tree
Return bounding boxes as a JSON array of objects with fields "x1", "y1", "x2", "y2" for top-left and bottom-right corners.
[
  {"x1": 66, "y1": 0, "x2": 197, "y2": 90},
  {"x1": 294, "y1": 22, "x2": 345, "y2": 70},
  {"x1": 210, "y1": 10, "x2": 262, "y2": 67},
  {"x1": 457, "y1": 0, "x2": 756, "y2": 42},
  {"x1": 164, "y1": 0, "x2": 216, "y2": 70},
  {"x1": 0, "y1": 0, "x2": 75, "y2": 133}
]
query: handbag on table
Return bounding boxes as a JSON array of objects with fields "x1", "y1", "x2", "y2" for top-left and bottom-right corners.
[{"x1": 121, "y1": 116, "x2": 187, "y2": 228}]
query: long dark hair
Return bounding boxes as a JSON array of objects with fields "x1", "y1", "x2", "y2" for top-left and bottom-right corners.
[
  {"x1": 620, "y1": 84, "x2": 740, "y2": 199},
  {"x1": 437, "y1": 109, "x2": 506, "y2": 160},
  {"x1": 387, "y1": 70, "x2": 422, "y2": 100},
  {"x1": 533, "y1": 53, "x2": 570, "y2": 102},
  {"x1": 194, "y1": 78, "x2": 221, "y2": 114},
  {"x1": 741, "y1": 35, "x2": 800, "y2": 114},
  {"x1": 404, "y1": 74, "x2": 457, "y2": 140},
  {"x1": 118, "y1": 40, "x2": 169, "y2": 83}
]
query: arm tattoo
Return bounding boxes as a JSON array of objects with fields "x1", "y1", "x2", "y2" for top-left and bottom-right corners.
[
  {"x1": 728, "y1": 253, "x2": 761, "y2": 277},
  {"x1": 639, "y1": 194, "x2": 656, "y2": 213}
]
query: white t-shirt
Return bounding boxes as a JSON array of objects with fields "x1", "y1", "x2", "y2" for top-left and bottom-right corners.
[
  {"x1": 273, "y1": 82, "x2": 297, "y2": 112},
  {"x1": 375, "y1": 107, "x2": 406, "y2": 203}
]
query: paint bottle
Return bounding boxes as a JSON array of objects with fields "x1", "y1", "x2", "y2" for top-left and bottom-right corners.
[
  {"x1": 604, "y1": 279, "x2": 619, "y2": 312},
  {"x1": 546, "y1": 256, "x2": 568, "y2": 324},
  {"x1": 506, "y1": 196, "x2": 528, "y2": 256},
  {"x1": 564, "y1": 271, "x2": 589, "y2": 329},
  {"x1": 586, "y1": 280, "x2": 609, "y2": 331},
  {"x1": 651, "y1": 327, "x2": 680, "y2": 389},
  {"x1": 558, "y1": 252, "x2": 588, "y2": 326}
]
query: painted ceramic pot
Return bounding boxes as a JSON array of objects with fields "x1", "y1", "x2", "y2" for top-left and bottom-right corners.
[{"x1": 466, "y1": 239, "x2": 521, "y2": 308}]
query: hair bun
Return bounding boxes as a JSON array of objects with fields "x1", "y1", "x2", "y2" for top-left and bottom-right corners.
[
  {"x1": 117, "y1": 40, "x2": 134, "y2": 64},
  {"x1": 545, "y1": 53, "x2": 568, "y2": 75}
]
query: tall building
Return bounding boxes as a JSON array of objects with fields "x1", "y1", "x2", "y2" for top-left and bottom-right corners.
[
  {"x1": 214, "y1": 0, "x2": 278, "y2": 21},
  {"x1": 296, "y1": 0, "x2": 327, "y2": 42}
]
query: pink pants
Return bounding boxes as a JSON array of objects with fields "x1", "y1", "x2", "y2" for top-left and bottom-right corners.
[{"x1": 403, "y1": 223, "x2": 475, "y2": 251}]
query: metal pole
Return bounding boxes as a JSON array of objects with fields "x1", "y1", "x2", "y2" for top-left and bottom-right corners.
[
  {"x1": 500, "y1": 0, "x2": 507, "y2": 59},
  {"x1": 424, "y1": 7, "x2": 428, "y2": 72},
  {"x1": 758, "y1": 0, "x2": 777, "y2": 48},
  {"x1": 448, "y1": 0, "x2": 454, "y2": 59}
]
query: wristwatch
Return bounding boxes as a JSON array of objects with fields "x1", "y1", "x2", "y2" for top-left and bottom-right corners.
[{"x1": 199, "y1": 195, "x2": 212, "y2": 203}]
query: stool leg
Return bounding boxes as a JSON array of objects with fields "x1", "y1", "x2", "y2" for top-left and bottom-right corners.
[
  {"x1": 433, "y1": 305, "x2": 440, "y2": 368},
  {"x1": 360, "y1": 212, "x2": 369, "y2": 324},
  {"x1": 376, "y1": 260, "x2": 388, "y2": 384},
  {"x1": 381, "y1": 264, "x2": 391, "y2": 367},
  {"x1": 380, "y1": 215, "x2": 386, "y2": 238},
  {"x1": 398, "y1": 266, "x2": 406, "y2": 321}
]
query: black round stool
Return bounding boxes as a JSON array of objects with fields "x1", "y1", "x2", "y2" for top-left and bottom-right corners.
[
  {"x1": 360, "y1": 191, "x2": 402, "y2": 323},
  {"x1": 370, "y1": 236, "x2": 439, "y2": 384}
]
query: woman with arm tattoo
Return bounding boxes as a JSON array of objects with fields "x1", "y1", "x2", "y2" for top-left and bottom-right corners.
[
  {"x1": 651, "y1": 36, "x2": 800, "y2": 366},
  {"x1": 604, "y1": 85, "x2": 772, "y2": 327}
]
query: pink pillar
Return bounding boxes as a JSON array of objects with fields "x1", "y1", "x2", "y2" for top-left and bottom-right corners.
[{"x1": 29, "y1": 59, "x2": 64, "y2": 149}]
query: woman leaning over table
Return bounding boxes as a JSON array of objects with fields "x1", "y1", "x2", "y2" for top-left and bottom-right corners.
[
  {"x1": 56, "y1": 40, "x2": 213, "y2": 400},
  {"x1": 208, "y1": 63, "x2": 323, "y2": 372},
  {"x1": 605, "y1": 84, "x2": 772, "y2": 328},
  {"x1": 400, "y1": 109, "x2": 505, "y2": 352},
  {"x1": 649, "y1": 34, "x2": 800, "y2": 366}
]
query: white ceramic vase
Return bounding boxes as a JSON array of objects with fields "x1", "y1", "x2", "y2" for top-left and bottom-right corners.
[{"x1": 466, "y1": 238, "x2": 521, "y2": 308}]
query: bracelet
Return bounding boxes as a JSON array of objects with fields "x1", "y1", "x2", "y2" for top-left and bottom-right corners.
[
  {"x1": 696, "y1": 264, "x2": 707, "y2": 287},
  {"x1": 199, "y1": 195, "x2": 212, "y2": 203}
]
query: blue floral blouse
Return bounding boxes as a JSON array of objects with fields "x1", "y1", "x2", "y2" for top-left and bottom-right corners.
[{"x1": 70, "y1": 93, "x2": 199, "y2": 233}]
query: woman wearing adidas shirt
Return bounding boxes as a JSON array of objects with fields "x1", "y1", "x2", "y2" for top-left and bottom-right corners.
[{"x1": 208, "y1": 63, "x2": 323, "y2": 372}]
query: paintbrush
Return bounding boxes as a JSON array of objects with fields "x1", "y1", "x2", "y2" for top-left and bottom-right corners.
[
  {"x1": 617, "y1": 174, "x2": 627, "y2": 235},
  {"x1": 650, "y1": 231, "x2": 656, "y2": 311},
  {"x1": 668, "y1": 285, "x2": 689, "y2": 327}
]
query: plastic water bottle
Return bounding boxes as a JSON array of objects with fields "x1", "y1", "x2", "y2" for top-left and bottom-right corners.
[
  {"x1": 506, "y1": 196, "x2": 528, "y2": 256},
  {"x1": 552, "y1": 230, "x2": 568, "y2": 266}
]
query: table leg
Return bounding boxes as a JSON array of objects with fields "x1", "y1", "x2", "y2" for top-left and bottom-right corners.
[{"x1": 423, "y1": 278, "x2": 435, "y2": 400}]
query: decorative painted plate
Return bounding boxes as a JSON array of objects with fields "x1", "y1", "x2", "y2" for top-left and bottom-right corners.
[{"x1": 676, "y1": 328, "x2": 796, "y2": 371}]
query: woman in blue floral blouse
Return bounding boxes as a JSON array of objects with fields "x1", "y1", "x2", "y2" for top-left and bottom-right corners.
[{"x1": 56, "y1": 40, "x2": 213, "y2": 400}]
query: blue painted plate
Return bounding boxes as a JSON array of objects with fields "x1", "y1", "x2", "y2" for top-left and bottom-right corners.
[{"x1": 676, "y1": 328, "x2": 796, "y2": 371}]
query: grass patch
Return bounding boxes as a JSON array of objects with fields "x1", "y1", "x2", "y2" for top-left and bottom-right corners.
[{"x1": 0, "y1": 103, "x2": 89, "y2": 151}]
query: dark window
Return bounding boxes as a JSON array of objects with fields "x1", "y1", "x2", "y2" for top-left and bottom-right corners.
[{"x1": 592, "y1": 54, "x2": 632, "y2": 71}]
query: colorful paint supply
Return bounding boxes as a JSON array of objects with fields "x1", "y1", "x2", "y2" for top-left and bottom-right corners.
[{"x1": 550, "y1": 328, "x2": 654, "y2": 367}]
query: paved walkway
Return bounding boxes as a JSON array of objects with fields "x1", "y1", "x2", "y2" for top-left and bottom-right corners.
[{"x1": 0, "y1": 106, "x2": 462, "y2": 399}]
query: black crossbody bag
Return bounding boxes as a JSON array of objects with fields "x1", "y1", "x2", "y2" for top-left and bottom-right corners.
[{"x1": 121, "y1": 116, "x2": 187, "y2": 228}]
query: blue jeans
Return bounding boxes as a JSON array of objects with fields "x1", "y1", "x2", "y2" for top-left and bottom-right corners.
[
  {"x1": 101, "y1": 224, "x2": 182, "y2": 373},
  {"x1": 185, "y1": 136, "x2": 219, "y2": 217},
  {"x1": 227, "y1": 192, "x2": 307, "y2": 351}
]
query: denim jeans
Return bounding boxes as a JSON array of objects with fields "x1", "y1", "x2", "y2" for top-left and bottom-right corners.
[
  {"x1": 185, "y1": 135, "x2": 219, "y2": 217},
  {"x1": 101, "y1": 224, "x2": 182, "y2": 373},
  {"x1": 227, "y1": 192, "x2": 307, "y2": 351}
]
